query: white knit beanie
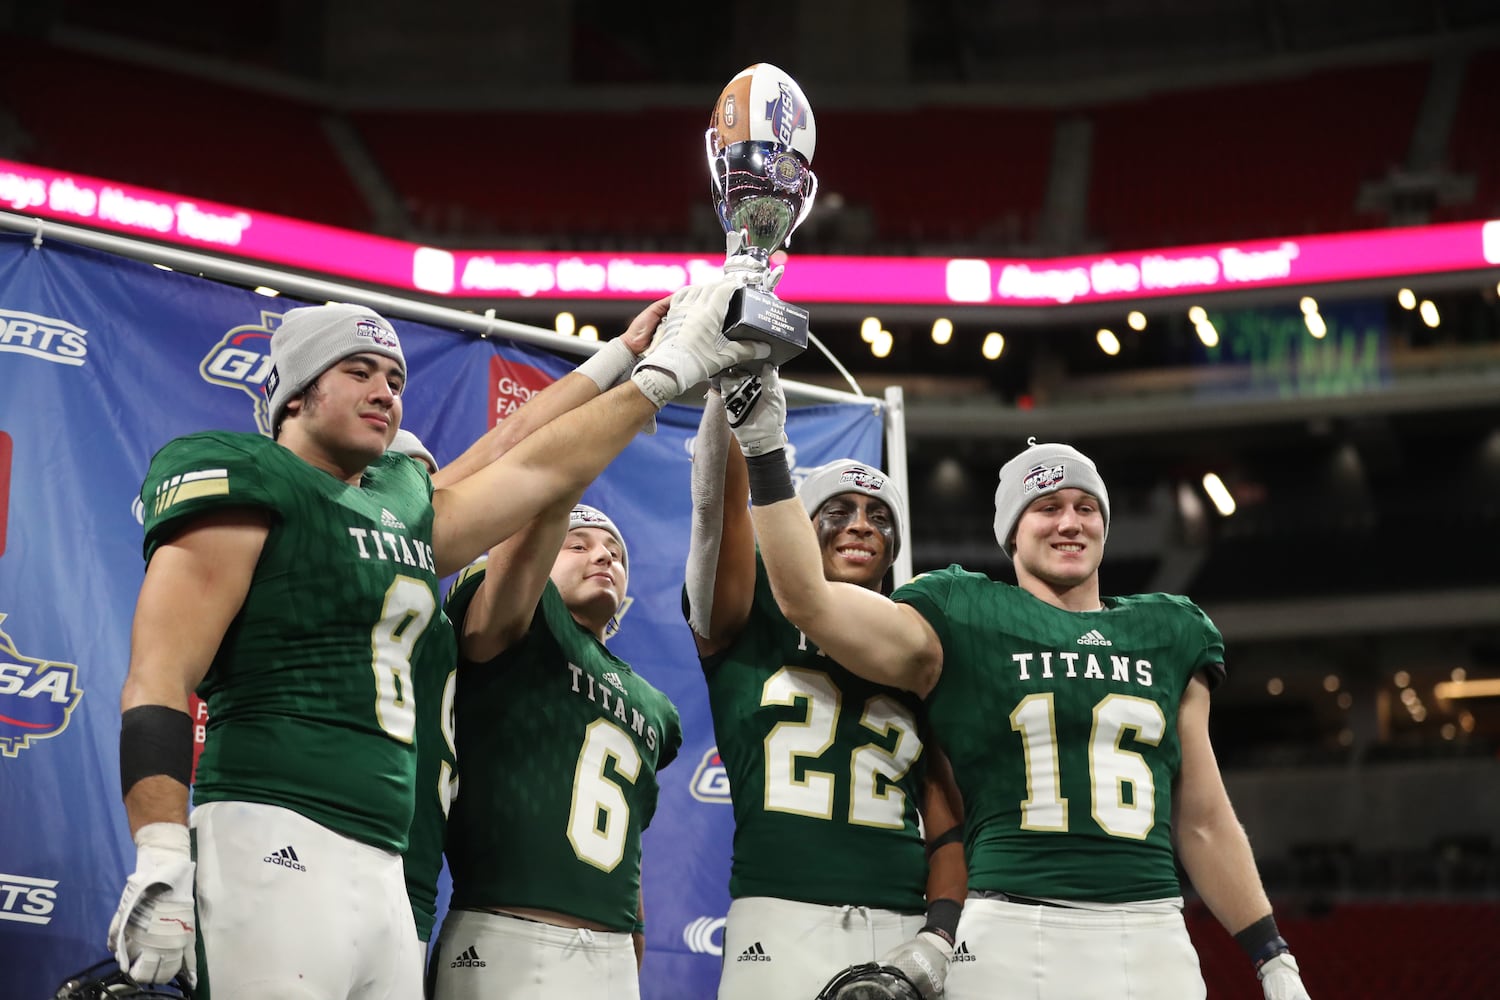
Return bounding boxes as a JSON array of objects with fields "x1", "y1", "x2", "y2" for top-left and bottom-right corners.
[
  {"x1": 266, "y1": 304, "x2": 406, "y2": 434},
  {"x1": 993, "y1": 440, "x2": 1110, "y2": 559}
]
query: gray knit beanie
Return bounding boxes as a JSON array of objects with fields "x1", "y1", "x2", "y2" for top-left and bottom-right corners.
[
  {"x1": 798, "y1": 459, "x2": 905, "y2": 559},
  {"x1": 388, "y1": 428, "x2": 438, "y2": 474},
  {"x1": 993, "y1": 440, "x2": 1110, "y2": 559},
  {"x1": 266, "y1": 304, "x2": 406, "y2": 434}
]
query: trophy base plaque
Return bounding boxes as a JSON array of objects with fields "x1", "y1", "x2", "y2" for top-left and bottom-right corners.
[{"x1": 724, "y1": 285, "x2": 809, "y2": 367}]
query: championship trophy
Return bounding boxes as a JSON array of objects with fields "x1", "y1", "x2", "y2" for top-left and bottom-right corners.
[{"x1": 706, "y1": 63, "x2": 818, "y2": 366}]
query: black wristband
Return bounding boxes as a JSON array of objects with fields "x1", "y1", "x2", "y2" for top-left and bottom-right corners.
[
  {"x1": 1233, "y1": 914, "x2": 1289, "y2": 968},
  {"x1": 925, "y1": 824, "x2": 964, "y2": 858},
  {"x1": 921, "y1": 898, "x2": 962, "y2": 946},
  {"x1": 745, "y1": 449, "x2": 795, "y2": 506},
  {"x1": 120, "y1": 704, "x2": 194, "y2": 796}
]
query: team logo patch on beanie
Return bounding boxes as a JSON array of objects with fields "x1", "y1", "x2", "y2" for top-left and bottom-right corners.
[
  {"x1": 355, "y1": 318, "x2": 400, "y2": 350},
  {"x1": 838, "y1": 466, "x2": 887, "y2": 492},
  {"x1": 1022, "y1": 463, "x2": 1066, "y2": 494}
]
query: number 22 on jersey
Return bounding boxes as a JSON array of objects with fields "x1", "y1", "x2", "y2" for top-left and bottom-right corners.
[{"x1": 762, "y1": 666, "x2": 921, "y2": 828}]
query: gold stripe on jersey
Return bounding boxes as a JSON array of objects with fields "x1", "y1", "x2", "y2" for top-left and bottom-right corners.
[{"x1": 153, "y1": 468, "x2": 230, "y2": 515}]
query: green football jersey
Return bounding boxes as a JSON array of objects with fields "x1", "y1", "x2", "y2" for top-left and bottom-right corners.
[
  {"x1": 444, "y1": 571, "x2": 682, "y2": 931},
  {"x1": 894, "y1": 566, "x2": 1225, "y2": 903},
  {"x1": 403, "y1": 610, "x2": 458, "y2": 942},
  {"x1": 695, "y1": 557, "x2": 928, "y2": 912},
  {"x1": 142, "y1": 431, "x2": 440, "y2": 852}
]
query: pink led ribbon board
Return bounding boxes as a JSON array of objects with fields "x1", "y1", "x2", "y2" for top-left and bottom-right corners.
[{"x1": 3, "y1": 158, "x2": 1496, "y2": 307}]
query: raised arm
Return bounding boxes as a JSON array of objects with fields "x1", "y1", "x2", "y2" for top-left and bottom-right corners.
[
  {"x1": 431, "y1": 298, "x2": 668, "y2": 490},
  {"x1": 685, "y1": 387, "x2": 758, "y2": 655},
  {"x1": 1174, "y1": 675, "x2": 1312, "y2": 1000},
  {"x1": 452, "y1": 501, "x2": 573, "y2": 663},
  {"x1": 430, "y1": 280, "x2": 769, "y2": 576}
]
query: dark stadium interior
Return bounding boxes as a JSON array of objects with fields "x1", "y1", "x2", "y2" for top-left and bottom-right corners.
[{"x1": 4, "y1": 2, "x2": 1498, "y2": 993}]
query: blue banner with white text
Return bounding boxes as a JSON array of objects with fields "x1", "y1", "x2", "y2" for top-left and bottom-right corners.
[{"x1": 0, "y1": 233, "x2": 882, "y2": 1000}]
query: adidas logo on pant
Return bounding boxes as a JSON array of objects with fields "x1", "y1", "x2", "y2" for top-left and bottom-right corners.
[
  {"x1": 262, "y1": 845, "x2": 306, "y2": 871},
  {"x1": 450, "y1": 945, "x2": 487, "y2": 968},
  {"x1": 953, "y1": 941, "x2": 977, "y2": 962},
  {"x1": 736, "y1": 942, "x2": 771, "y2": 962}
]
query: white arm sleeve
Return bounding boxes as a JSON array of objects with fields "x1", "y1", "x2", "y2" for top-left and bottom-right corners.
[{"x1": 685, "y1": 389, "x2": 731, "y2": 638}]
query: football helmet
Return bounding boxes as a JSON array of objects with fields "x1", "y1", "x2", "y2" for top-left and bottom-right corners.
[
  {"x1": 51, "y1": 958, "x2": 195, "y2": 999},
  {"x1": 815, "y1": 962, "x2": 924, "y2": 1000}
]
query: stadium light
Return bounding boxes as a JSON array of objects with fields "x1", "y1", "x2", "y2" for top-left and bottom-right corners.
[
  {"x1": 1304, "y1": 312, "x2": 1327, "y2": 338},
  {"x1": 1419, "y1": 300, "x2": 1440, "y2": 327},
  {"x1": 1299, "y1": 296, "x2": 1318, "y2": 314},
  {"x1": 931, "y1": 318, "x2": 953, "y2": 345},
  {"x1": 1126, "y1": 310, "x2": 1147, "y2": 331},
  {"x1": 1096, "y1": 329, "x2": 1120, "y2": 355},
  {"x1": 1188, "y1": 305, "x2": 1207, "y2": 324},
  {"x1": 555, "y1": 311, "x2": 576, "y2": 336},
  {"x1": 871, "y1": 330, "x2": 894, "y2": 358},
  {"x1": 981, "y1": 332, "x2": 1005, "y2": 360},
  {"x1": 860, "y1": 317, "x2": 881, "y2": 343},
  {"x1": 1202, "y1": 472, "x2": 1235, "y2": 515},
  {"x1": 1397, "y1": 288, "x2": 1416, "y2": 309},
  {"x1": 1434, "y1": 678, "x2": 1500, "y2": 700},
  {"x1": 1195, "y1": 319, "x2": 1219, "y2": 347},
  {"x1": 578, "y1": 325, "x2": 599, "y2": 341}
]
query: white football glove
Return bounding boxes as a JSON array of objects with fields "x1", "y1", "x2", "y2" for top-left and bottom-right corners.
[
  {"x1": 722, "y1": 229, "x2": 785, "y2": 292},
  {"x1": 879, "y1": 930, "x2": 952, "y2": 1000},
  {"x1": 630, "y1": 280, "x2": 771, "y2": 409},
  {"x1": 720, "y1": 365, "x2": 786, "y2": 458},
  {"x1": 1259, "y1": 952, "x2": 1312, "y2": 1000},
  {"x1": 109, "y1": 823, "x2": 198, "y2": 986}
]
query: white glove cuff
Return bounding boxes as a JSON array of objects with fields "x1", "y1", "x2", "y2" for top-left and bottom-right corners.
[
  {"x1": 630, "y1": 364, "x2": 677, "y2": 410},
  {"x1": 134, "y1": 822, "x2": 190, "y2": 855}
]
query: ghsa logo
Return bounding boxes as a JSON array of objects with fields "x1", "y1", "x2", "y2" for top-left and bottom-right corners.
[
  {"x1": 837, "y1": 466, "x2": 887, "y2": 492},
  {"x1": 0, "y1": 614, "x2": 83, "y2": 758},
  {"x1": 355, "y1": 317, "x2": 400, "y2": 351},
  {"x1": 764, "y1": 82, "x2": 810, "y2": 149},
  {"x1": 199, "y1": 311, "x2": 280, "y2": 436},
  {"x1": 690, "y1": 746, "x2": 731, "y2": 804},
  {"x1": 1022, "y1": 462, "x2": 1066, "y2": 495}
]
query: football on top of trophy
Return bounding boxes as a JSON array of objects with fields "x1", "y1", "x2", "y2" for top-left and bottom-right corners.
[{"x1": 709, "y1": 63, "x2": 817, "y2": 166}]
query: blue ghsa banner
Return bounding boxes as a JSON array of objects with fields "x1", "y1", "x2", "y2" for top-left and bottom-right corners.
[{"x1": 0, "y1": 233, "x2": 881, "y2": 1000}]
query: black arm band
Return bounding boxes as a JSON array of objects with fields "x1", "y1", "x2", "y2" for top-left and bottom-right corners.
[
  {"x1": 925, "y1": 824, "x2": 964, "y2": 857},
  {"x1": 921, "y1": 898, "x2": 962, "y2": 946},
  {"x1": 745, "y1": 449, "x2": 795, "y2": 506},
  {"x1": 1233, "y1": 914, "x2": 1289, "y2": 968},
  {"x1": 120, "y1": 704, "x2": 194, "y2": 796}
]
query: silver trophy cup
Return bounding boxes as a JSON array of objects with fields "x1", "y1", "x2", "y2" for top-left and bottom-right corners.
[{"x1": 706, "y1": 64, "x2": 818, "y2": 366}]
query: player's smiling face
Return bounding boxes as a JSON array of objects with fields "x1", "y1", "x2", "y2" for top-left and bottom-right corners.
[
  {"x1": 297, "y1": 353, "x2": 404, "y2": 459},
  {"x1": 552, "y1": 526, "x2": 626, "y2": 630},
  {"x1": 814, "y1": 493, "x2": 895, "y2": 590},
  {"x1": 1012, "y1": 488, "x2": 1104, "y2": 588}
]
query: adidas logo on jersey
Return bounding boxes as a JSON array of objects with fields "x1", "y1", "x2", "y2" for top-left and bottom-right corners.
[
  {"x1": 952, "y1": 941, "x2": 976, "y2": 962},
  {"x1": 380, "y1": 507, "x2": 406, "y2": 530},
  {"x1": 450, "y1": 945, "x2": 486, "y2": 968},
  {"x1": 262, "y1": 845, "x2": 306, "y2": 871},
  {"x1": 1076, "y1": 629, "x2": 1112, "y2": 646},
  {"x1": 603, "y1": 671, "x2": 626, "y2": 693},
  {"x1": 736, "y1": 942, "x2": 770, "y2": 962}
]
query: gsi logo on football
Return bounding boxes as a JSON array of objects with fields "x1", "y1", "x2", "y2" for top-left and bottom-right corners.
[
  {"x1": 0, "y1": 872, "x2": 58, "y2": 925},
  {"x1": 199, "y1": 312, "x2": 281, "y2": 436},
  {"x1": 0, "y1": 613, "x2": 84, "y2": 758}
]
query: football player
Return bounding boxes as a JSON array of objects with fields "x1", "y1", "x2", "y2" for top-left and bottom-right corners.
[
  {"x1": 428, "y1": 497, "x2": 681, "y2": 1000},
  {"x1": 683, "y1": 370, "x2": 966, "y2": 1000},
  {"x1": 727, "y1": 377, "x2": 1314, "y2": 1000},
  {"x1": 112, "y1": 283, "x2": 765, "y2": 997}
]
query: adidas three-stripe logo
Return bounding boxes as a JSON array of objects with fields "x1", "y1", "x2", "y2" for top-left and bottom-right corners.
[
  {"x1": 450, "y1": 945, "x2": 487, "y2": 968},
  {"x1": 1076, "y1": 629, "x2": 1111, "y2": 646},
  {"x1": 953, "y1": 941, "x2": 977, "y2": 962},
  {"x1": 262, "y1": 845, "x2": 306, "y2": 871},
  {"x1": 736, "y1": 941, "x2": 771, "y2": 962}
]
